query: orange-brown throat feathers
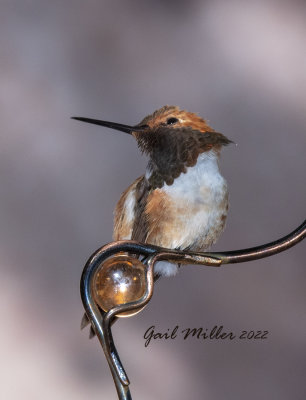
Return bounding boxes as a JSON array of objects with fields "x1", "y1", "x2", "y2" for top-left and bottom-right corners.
[{"x1": 133, "y1": 105, "x2": 232, "y2": 189}]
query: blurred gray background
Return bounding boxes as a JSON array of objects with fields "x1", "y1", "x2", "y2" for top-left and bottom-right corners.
[{"x1": 1, "y1": 0, "x2": 305, "y2": 399}]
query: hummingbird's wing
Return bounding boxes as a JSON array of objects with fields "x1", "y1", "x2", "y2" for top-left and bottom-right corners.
[
  {"x1": 113, "y1": 175, "x2": 151, "y2": 243},
  {"x1": 131, "y1": 177, "x2": 151, "y2": 243}
]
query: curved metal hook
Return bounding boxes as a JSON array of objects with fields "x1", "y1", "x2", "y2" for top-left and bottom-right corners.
[{"x1": 80, "y1": 218, "x2": 305, "y2": 400}]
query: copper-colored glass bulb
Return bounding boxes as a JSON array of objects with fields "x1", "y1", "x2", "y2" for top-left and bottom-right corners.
[{"x1": 93, "y1": 255, "x2": 147, "y2": 317}]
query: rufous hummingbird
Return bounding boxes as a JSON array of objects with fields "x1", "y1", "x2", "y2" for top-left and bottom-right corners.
[{"x1": 73, "y1": 105, "x2": 232, "y2": 277}]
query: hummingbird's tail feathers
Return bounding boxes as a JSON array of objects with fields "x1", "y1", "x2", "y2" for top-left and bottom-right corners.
[
  {"x1": 80, "y1": 313, "x2": 96, "y2": 339},
  {"x1": 89, "y1": 326, "x2": 95, "y2": 339},
  {"x1": 80, "y1": 313, "x2": 90, "y2": 330}
]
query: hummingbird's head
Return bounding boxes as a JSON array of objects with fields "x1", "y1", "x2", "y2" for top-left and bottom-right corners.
[
  {"x1": 128, "y1": 105, "x2": 231, "y2": 157},
  {"x1": 72, "y1": 105, "x2": 232, "y2": 187},
  {"x1": 136, "y1": 105, "x2": 213, "y2": 133}
]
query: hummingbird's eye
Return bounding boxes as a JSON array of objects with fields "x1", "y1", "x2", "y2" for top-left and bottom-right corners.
[{"x1": 166, "y1": 117, "x2": 179, "y2": 125}]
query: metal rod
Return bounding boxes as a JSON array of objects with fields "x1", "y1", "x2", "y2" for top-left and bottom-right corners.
[{"x1": 210, "y1": 218, "x2": 306, "y2": 264}]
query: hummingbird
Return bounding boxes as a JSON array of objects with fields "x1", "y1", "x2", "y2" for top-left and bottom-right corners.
[{"x1": 73, "y1": 105, "x2": 232, "y2": 278}]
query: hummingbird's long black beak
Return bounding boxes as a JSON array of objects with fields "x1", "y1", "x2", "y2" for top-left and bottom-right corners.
[{"x1": 71, "y1": 117, "x2": 147, "y2": 135}]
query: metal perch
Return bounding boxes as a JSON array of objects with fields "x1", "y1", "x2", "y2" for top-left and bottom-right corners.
[{"x1": 80, "y1": 218, "x2": 306, "y2": 400}]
